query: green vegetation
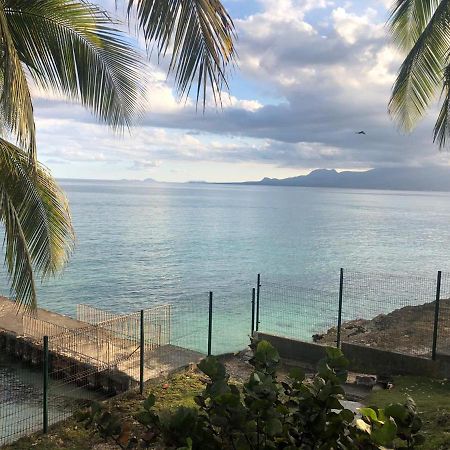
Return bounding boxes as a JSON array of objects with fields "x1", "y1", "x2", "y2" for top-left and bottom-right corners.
[
  {"x1": 78, "y1": 341, "x2": 425, "y2": 449},
  {"x1": 368, "y1": 376, "x2": 450, "y2": 450},
  {"x1": 8, "y1": 347, "x2": 450, "y2": 449},
  {"x1": 389, "y1": 0, "x2": 450, "y2": 148}
]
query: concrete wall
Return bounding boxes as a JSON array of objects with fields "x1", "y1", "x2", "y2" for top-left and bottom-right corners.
[{"x1": 256, "y1": 332, "x2": 450, "y2": 378}]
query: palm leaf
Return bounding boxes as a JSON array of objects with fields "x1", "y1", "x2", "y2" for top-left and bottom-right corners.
[
  {"x1": 0, "y1": 138, "x2": 74, "y2": 310},
  {"x1": 5, "y1": 0, "x2": 148, "y2": 130},
  {"x1": 389, "y1": 0, "x2": 442, "y2": 50},
  {"x1": 434, "y1": 64, "x2": 450, "y2": 146},
  {"x1": 127, "y1": 0, "x2": 236, "y2": 108},
  {"x1": 0, "y1": 3, "x2": 36, "y2": 161},
  {"x1": 388, "y1": 0, "x2": 450, "y2": 134}
]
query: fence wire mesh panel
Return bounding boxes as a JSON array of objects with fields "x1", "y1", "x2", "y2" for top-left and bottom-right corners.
[
  {"x1": 212, "y1": 281, "x2": 255, "y2": 355},
  {"x1": 22, "y1": 315, "x2": 71, "y2": 340},
  {"x1": 341, "y1": 271, "x2": 437, "y2": 357},
  {"x1": 438, "y1": 273, "x2": 450, "y2": 356},
  {"x1": 76, "y1": 304, "x2": 122, "y2": 325},
  {"x1": 258, "y1": 280, "x2": 339, "y2": 344},
  {"x1": 0, "y1": 339, "x2": 44, "y2": 446},
  {"x1": 167, "y1": 293, "x2": 209, "y2": 369}
]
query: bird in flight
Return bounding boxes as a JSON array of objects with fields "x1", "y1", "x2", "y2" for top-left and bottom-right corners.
[{"x1": 355, "y1": 131, "x2": 366, "y2": 135}]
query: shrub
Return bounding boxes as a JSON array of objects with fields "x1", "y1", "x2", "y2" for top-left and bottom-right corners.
[{"x1": 78, "y1": 339, "x2": 424, "y2": 449}]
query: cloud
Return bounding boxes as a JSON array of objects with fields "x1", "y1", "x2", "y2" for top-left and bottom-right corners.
[{"x1": 30, "y1": 0, "x2": 450, "y2": 181}]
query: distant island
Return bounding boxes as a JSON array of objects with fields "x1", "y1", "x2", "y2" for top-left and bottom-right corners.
[
  {"x1": 225, "y1": 167, "x2": 450, "y2": 192},
  {"x1": 59, "y1": 167, "x2": 450, "y2": 192}
]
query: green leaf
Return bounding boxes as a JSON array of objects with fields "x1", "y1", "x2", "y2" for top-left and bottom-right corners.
[
  {"x1": 265, "y1": 418, "x2": 283, "y2": 436},
  {"x1": 359, "y1": 407, "x2": 379, "y2": 422},
  {"x1": 255, "y1": 340, "x2": 280, "y2": 365},
  {"x1": 198, "y1": 356, "x2": 226, "y2": 381},
  {"x1": 385, "y1": 403, "x2": 409, "y2": 422},
  {"x1": 371, "y1": 418, "x2": 397, "y2": 446}
]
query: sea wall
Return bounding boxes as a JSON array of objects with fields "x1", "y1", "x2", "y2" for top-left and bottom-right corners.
[{"x1": 256, "y1": 332, "x2": 450, "y2": 378}]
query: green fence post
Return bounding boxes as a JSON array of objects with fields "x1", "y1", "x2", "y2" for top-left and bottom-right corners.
[
  {"x1": 336, "y1": 268, "x2": 344, "y2": 348},
  {"x1": 251, "y1": 288, "x2": 256, "y2": 336},
  {"x1": 140, "y1": 309, "x2": 144, "y2": 395},
  {"x1": 432, "y1": 271, "x2": 442, "y2": 361},
  {"x1": 256, "y1": 274, "x2": 261, "y2": 331},
  {"x1": 43, "y1": 335, "x2": 49, "y2": 434},
  {"x1": 208, "y1": 292, "x2": 213, "y2": 356}
]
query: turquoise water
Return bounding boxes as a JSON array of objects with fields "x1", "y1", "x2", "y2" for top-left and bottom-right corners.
[
  {"x1": 3, "y1": 180, "x2": 450, "y2": 350},
  {"x1": 33, "y1": 181, "x2": 450, "y2": 309}
]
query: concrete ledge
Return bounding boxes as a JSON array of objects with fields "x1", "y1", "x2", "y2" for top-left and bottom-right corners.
[
  {"x1": 256, "y1": 332, "x2": 450, "y2": 378},
  {"x1": 342, "y1": 343, "x2": 448, "y2": 378},
  {"x1": 257, "y1": 332, "x2": 329, "y2": 365}
]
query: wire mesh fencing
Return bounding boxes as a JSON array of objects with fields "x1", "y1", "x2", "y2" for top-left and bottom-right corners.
[
  {"x1": 256, "y1": 270, "x2": 449, "y2": 360},
  {"x1": 258, "y1": 279, "x2": 338, "y2": 345},
  {"x1": 340, "y1": 271, "x2": 437, "y2": 358},
  {"x1": 0, "y1": 336, "x2": 46, "y2": 446},
  {"x1": 211, "y1": 280, "x2": 255, "y2": 355},
  {"x1": 437, "y1": 272, "x2": 450, "y2": 357},
  {"x1": 3, "y1": 269, "x2": 450, "y2": 447}
]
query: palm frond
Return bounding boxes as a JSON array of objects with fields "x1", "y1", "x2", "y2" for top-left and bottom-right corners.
[
  {"x1": 389, "y1": 0, "x2": 442, "y2": 51},
  {"x1": 0, "y1": 3, "x2": 36, "y2": 161},
  {"x1": 434, "y1": 64, "x2": 450, "y2": 147},
  {"x1": 0, "y1": 138, "x2": 74, "y2": 310},
  {"x1": 388, "y1": 0, "x2": 450, "y2": 131},
  {"x1": 5, "y1": 0, "x2": 148, "y2": 129},
  {"x1": 127, "y1": 0, "x2": 236, "y2": 109}
]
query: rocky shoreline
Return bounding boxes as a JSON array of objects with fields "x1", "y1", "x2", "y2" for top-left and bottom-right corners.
[{"x1": 313, "y1": 299, "x2": 450, "y2": 357}]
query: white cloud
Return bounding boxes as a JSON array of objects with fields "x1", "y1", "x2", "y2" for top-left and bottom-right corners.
[{"x1": 29, "y1": 0, "x2": 450, "y2": 181}]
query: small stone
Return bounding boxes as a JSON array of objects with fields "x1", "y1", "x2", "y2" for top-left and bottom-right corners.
[{"x1": 312, "y1": 334, "x2": 324, "y2": 342}]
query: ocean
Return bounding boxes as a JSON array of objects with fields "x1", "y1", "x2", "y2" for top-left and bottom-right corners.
[{"x1": 19, "y1": 179, "x2": 450, "y2": 314}]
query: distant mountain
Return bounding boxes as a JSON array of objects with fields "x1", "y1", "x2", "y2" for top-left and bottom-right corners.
[{"x1": 236, "y1": 167, "x2": 450, "y2": 192}]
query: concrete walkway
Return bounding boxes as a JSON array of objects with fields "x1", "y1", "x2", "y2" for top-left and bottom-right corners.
[{"x1": 0, "y1": 297, "x2": 85, "y2": 336}]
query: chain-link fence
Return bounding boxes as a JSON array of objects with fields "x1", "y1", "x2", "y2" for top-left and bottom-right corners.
[
  {"x1": 258, "y1": 281, "x2": 338, "y2": 343},
  {"x1": 257, "y1": 270, "x2": 450, "y2": 360},
  {"x1": 3, "y1": 270, "x2": 450, "y2": 446},
  {"x1": 0, "y1": 282, "x2": 255, "y2": 447}
]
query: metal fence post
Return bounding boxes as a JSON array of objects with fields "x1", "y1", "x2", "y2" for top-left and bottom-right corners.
[
  {"x1": 336, "y1": 268, "x2": 344, "y2": 348},
  {"x1": 256, "y1": 274, "x2": 261, "y2": 331},
  {"x1": 140, "y1": 309, "x2": 144, "y2": 394},
  {"x1": 43, "y1": 335, "x2": 49, "y2": 434},
  {"x1": 208, "y1": 292, "x2": 213, "y2": 356},
  {"x1": 251, "y1": 288, "x2": 256, "y2": 335},
  {"x1": 432, "y1": 271, "x2": 442, "y2": 361}
]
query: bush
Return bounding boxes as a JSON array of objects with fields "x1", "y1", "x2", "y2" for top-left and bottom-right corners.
[{"x1": 78, "y1": 339, "x2": 424, "y2": 449}]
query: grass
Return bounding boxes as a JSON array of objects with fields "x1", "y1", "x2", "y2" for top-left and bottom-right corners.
[
  {"x1": 2, "y1": 370, "x2": 205, "y2": 450},
  {"x1": 367, "y1": 376, "x2": 450, "y2": 450}
]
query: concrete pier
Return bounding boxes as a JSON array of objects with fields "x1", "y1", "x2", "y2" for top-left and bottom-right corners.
[{"x1": 0, "y1": 297, "x2": 204, "y2": 394}]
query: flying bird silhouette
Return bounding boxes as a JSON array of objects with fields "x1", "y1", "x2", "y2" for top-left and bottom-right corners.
[{"x1": 355, "y1": 131, "x2": 366, "y2": 135}]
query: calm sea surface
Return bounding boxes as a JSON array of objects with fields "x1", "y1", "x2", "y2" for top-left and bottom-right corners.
[{"x1": 22, "y1": 180, "x2": 450, "y2": 312}]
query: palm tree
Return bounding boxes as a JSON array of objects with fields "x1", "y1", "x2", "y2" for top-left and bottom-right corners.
[
  {"x1": 0, "y1": 0, "x2": 235, "y2": 310},
  {"x1": 388, "y1": 0, "x2": 450, "y2": 147}
]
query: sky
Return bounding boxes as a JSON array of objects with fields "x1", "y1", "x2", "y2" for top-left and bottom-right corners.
[{"x1": 32, "y1": 0, "x2": 450, "y2": 182}]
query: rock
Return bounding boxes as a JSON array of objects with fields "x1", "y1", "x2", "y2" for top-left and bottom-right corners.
[
  {"x1": 355, "y1": 375, "x2": 377, "y2": 387},
  {"x1": 312, "y1": 334, "x2": 324, "y2": 342}
]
